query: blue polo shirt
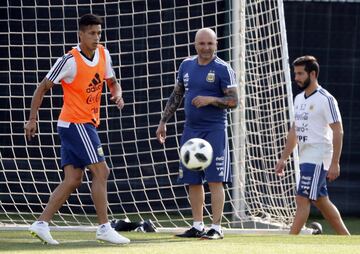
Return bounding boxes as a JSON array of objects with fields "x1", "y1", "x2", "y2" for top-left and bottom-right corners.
[{"x1": 177, "y1": 56, "x2": 237, "y2": 130}]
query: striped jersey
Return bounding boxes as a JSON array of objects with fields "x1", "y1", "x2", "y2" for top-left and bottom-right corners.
[
  {"x1": 177, "y1": 56, "x2": 237, "y2": 130},
  {"x1": 294, "y1": 86, "x2": 342, "y2": 169}
]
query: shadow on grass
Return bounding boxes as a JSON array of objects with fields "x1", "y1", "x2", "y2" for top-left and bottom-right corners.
[{"x1": 0, "y1": 231, "x2": 198, "y2": 251}]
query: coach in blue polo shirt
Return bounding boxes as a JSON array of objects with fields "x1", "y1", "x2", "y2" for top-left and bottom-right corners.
[{"x1": 156, "y1": 28, "x2": 239, "y2": 240}]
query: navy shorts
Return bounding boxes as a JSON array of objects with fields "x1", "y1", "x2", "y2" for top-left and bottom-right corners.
[
  {"x1": 57, "y1": 123, "x2": 105, "y2": 169},
  {"x1": 297, "y1": 163, "x2": 328, "y2": 200},
  {"x1": 178, "y1": 128, "x2": 232, "y2": 185}
]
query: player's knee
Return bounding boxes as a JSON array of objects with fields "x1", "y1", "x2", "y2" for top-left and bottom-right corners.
[
  {"x1": 65, "y1": 177, "x2": 82, "y2": 190},
  {"x1": 100, "y1": 169, "x2": 110, "y2": 181},
  {"x1": 91, "y1": 165, "x2": 110, "y2": 180}
]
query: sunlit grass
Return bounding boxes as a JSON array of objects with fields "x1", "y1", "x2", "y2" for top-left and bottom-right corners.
[{"x1": 1, "y1": 229, "x2": 360, "y2": 254}]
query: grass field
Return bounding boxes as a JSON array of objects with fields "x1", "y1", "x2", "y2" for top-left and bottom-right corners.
[
  {"x1": 1, "y1": 230, "x2": 360, "y2": 254},
  {"x1": 1, "y1": 218, "x2": 359, "y2": 254}
]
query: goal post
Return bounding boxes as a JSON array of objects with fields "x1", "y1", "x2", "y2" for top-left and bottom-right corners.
[
  {"x1": 227, "y1": 0, "x2": 300, "y2": 230},
  {"x1": 231, "y1": 0, "x2": 247, "y2": 222},
  {"x1": 0, "y1": 0, "x2": 301, "y2": 233}
]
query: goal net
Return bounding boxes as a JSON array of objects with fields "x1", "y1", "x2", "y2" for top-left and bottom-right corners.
[{"x1": 0, "y1": 0, "x2": 298, "y2": 232}]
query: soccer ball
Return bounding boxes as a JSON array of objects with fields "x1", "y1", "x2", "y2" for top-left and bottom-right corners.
[
  {"x1": 180, "y1": 138, "x2": 213, "y2": 171},
  {"x1": 308, "y1": 221, "x2": 323, "y2": 235}
]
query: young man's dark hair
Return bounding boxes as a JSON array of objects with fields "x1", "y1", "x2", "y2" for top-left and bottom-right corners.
[
  {"x1": 292, "y1": 55, "x2": 320, "y2": 77},
  {"x1": 79, "y1": 13, "x2": 103, "y2": 30}
]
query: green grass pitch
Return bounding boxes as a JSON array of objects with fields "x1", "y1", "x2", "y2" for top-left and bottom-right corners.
[{"x1": 1, "y1": 221, "x2": 360, "y2": 254}]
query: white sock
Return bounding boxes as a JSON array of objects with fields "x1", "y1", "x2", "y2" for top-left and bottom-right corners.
[
  {"x1": 193, "y1": 221, "x2": 204, "y2": 231},
  {"x1": 211, "y1": 224, "x2": 221, "y2": 233},
  {"x1": 98, "y1": 222, "x2": 111, "y2": 233},
  {"x1": 35, "y1": 221, "x2": 49, "y2": 227}
]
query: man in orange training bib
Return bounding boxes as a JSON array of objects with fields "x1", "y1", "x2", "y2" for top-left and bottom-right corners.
[{"x1": 24, "y1": 13, "x2": 130, "y2": 245}]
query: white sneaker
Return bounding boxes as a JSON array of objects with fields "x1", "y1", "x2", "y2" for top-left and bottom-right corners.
[
  {"x1": 29, "y1": 221, "x2": 59, "y2": 245},
  {"x1": 96, "y1": 225, "x2": 130, "y2": 244}
]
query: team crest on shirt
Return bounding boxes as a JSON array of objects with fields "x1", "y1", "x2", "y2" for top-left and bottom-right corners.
[
  {"x1": 206, "y1": 71, "x2": 215, "y2": 83},
  {"x1": 309, "y1": 105, "x2": 314, "y2": 111},
  {"x1": 97, "y1": 146, "x2": 104, "y2": 157}
]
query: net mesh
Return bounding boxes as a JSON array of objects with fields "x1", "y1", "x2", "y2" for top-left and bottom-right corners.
[{"x1": 0, "y1": 0, "x2": 297, "y2": 230}]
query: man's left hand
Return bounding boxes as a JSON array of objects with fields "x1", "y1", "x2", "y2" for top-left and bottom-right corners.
[
  {"x1": 111, "y1": 95, "x2": 124, "y2": 109},
  {"x1": 327, "y1": 163, "x2": 340, "y2": 182},
  {"x1": 191, "y1": 96, "x2": 214, "y2": 108}
]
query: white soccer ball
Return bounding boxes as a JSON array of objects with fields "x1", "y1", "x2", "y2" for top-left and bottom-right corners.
[{"x1": 180, "y1": 138, "x2": 213, "y2": 171}]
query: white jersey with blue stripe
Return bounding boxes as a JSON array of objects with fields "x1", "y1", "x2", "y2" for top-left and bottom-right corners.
[
  {"x1": 177, "y1": 56, "x2": 237, "y2": 130},
  {"x1": 294, "y1": 86, "x2": 342, "y2": 169}
]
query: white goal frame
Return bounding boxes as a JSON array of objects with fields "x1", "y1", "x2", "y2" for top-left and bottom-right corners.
[{"x1": 0, "y1": 0, "x2": 305, "y2": 234}]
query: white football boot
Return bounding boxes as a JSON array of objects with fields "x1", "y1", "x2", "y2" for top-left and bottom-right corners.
[
  {"x1": 96, "y1": 223, "x2": 130, "y2": 244},
  {"x1": 29, "y1": 221, "x2": 59, "y2": 245}
]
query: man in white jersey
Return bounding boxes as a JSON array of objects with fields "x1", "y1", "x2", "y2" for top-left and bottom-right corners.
[
  {"x1": 156, "y1": 28, "x2": 238, "y2": 239},
  {"x1": 275, "y1": 55, "x2": 350, "y2": 235},
  {"x1": 24, "y1": 14, "x2": 130, "y2": 244}
]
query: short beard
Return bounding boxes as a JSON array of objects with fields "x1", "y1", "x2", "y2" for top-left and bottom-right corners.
[{"x1": 298, "y1": 76, "x2": 311, "y2": 91}]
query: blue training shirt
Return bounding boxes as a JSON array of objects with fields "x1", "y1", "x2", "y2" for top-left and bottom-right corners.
[{"x1": 177, "y1": 56, "x2": 237, "y2": 130}]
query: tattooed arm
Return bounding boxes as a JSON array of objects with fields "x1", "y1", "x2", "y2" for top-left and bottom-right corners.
[
  {"x1": 156, "y1": 83, "x2": 185, "y2": 144},
  {"x1": 160, "y1": 83, "x2": 185, "y2": 123},
  {"x1": 191, "y1": 87, "x2": 238, "y2": 109}
]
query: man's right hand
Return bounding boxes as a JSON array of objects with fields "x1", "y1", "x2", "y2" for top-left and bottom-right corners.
[
  {"x1": 275, "y1": 159, "x2": 286, "y2": 176},
  {"x1": 156, "y1": 121, "x2": 167, "y2": 144},
  {"x1": 24, "y1": 119, "x2": 37, "y2": 141}
]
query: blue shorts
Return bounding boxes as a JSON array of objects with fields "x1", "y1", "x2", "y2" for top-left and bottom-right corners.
[
  {"x1": 178, "y1": 128, "x2": 232, "y2": 185},
  {"x1": 57, "y1": 123, "x2": 105, "y2": 169},
  {"x1": 297, "y1": 163, "x2": 328, "y2": 200}
]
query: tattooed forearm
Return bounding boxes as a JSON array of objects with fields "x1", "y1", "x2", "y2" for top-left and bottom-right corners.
[
  {"x1": 212, "y1": 87, "x2": 238, "y2": 109},
  {"x1": 161, "y1": 84, "x2": 185, "y2": 123}
]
